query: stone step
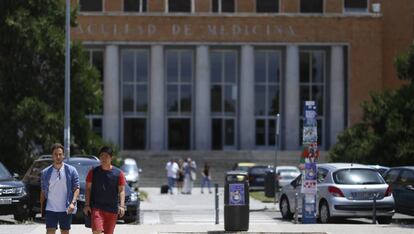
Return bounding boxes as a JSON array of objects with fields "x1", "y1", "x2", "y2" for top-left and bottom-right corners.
[{"x1": 120, "y1": 150, "x2": 329, "y2": 187}]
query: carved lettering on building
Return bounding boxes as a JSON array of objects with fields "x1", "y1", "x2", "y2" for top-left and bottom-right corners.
[{"x1": 75, "y1": 23, "x2": 295, "y2": 38}]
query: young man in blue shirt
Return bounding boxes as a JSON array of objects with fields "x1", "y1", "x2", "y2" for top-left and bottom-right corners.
[{"x1": 40, "y1": 143, "x2": 80, "y2": 234}]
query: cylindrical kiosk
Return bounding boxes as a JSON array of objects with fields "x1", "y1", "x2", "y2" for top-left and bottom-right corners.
[{"x1": 224, "y1": 171, "x2": 249, "y2": 231}]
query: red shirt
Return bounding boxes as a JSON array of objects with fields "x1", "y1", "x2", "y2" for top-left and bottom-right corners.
[{"x1": 86, "y1": 166, "x2": 126, "y2": 186}]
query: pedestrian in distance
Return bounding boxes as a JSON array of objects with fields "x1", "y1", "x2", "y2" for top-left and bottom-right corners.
[
  {"x1": 176, "y1": 158, "x2": 185, "y2": 194},
  {"x1": 165, "y1": 158, "x2": 179, "y2": 194},
  {"x1": 40, "y1": 143, "x2": 80, "y2": 234},
  {"x1": 200, "y1": 162, "x2": 212, "y2": 194},
  {"x1": 182, "y1": 157, "x2": 197, "y2": 194},
  {"x1": 83, "y1": 146, "x2": 126, "y2": 234}
]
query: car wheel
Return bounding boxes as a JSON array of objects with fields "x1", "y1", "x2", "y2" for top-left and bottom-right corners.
[
  {"x1": 377, "y1": 216, "x2": 392, "y2": 224},
  {"x1": 319, "y1": 201, "x2": 331, "y2": 224},
  {"x1": 280, "y1": 196, "x2": 293, "y2": 220}
]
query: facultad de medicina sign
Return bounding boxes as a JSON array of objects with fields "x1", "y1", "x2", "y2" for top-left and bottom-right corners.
[{"x1": 74, "y1": 23, "x2": 296, "y2": 39}]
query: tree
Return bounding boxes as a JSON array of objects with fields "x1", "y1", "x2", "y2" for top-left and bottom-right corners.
[
  {"x1": 329, "y1": 45, "x2": 414, "y2": 166},
  {"x1": 0, "y1": 0, "x2": 104, "y2": 173}
]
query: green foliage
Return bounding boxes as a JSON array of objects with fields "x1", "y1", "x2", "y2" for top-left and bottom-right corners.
[
  {"x1": 0, "y1": 0, "x2": 104, "y2": 173},
  {"x1": 330, "y1": 45, "x2": 414, "y2": 166}
]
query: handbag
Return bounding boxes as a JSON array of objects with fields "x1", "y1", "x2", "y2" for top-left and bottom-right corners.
[{"x1": 190, "y1": 171, "x2": 197, "y2": 181}]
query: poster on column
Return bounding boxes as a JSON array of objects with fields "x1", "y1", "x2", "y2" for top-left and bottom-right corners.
[{"x1": 301, "y1": 101, "x2": 318, "y2": 224}]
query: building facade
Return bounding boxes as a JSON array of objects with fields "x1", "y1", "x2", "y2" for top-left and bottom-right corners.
[{"x1": 73, "y1": 0, "x2": 414, "y2": 151}]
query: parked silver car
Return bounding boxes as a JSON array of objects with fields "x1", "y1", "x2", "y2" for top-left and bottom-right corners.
[{"x1": 279, "y1": 163, "x2": 395, "y2": 224}]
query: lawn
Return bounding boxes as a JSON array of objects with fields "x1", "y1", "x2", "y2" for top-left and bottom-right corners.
[{"x1": 249, "y1": 191, "x2": 278, "y2": 203}]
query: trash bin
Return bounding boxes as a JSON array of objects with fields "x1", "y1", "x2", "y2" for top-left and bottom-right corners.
[
  {"x1": 224, "y1": 171, "x2": 249, "y2": 231},
  {"x1": 264, "y1": 169, "x2": 275, "y2": 197}
]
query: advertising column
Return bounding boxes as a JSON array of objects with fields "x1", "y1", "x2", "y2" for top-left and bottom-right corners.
[{"x1": 301, "y1": 101, "x2": 319, "y2": 224}]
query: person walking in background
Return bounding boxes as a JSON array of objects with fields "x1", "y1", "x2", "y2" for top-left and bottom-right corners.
[
  {"x1": 200, "y1": 162, "x2": 212, "y2": 194},
  {"x1": 182, "y1": 157, "x2": 197, "y2": 194},
  {"x1": 176, "y1": 159, "x2": 185, "y2": 194},
  {"x1": 165, "y1": 158, "x2": 179, "y2": 194},
  {"x1": 40, "y1": 143, "x2": 80, "y2": 234},
  {"x1": 83, "y1": 146, "x2": 126, "y2": 234}
]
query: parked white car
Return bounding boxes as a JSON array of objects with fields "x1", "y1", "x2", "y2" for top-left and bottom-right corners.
[
  {"x1": 276, "y1": 166, "x2": 301, "y2": 188},
  {"x1": 121, "y1": 158, "x2": 141, "y2": 188},
  {"x1": 279, "y1": 163, "x2": 395, "y2": 224}
]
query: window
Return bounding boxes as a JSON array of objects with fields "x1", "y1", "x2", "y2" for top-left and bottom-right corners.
[
  {"x1": 84, "y1": 49, "x2": 104, "y2": 137},
  {"x1": 299, "y1": 50, "x2": 326, "y2": 147},
  {"x1": 254, "y1": 50, "x2": 281, "y2": 147},
  {"x1": 333, "y1": 169, "x2": 384, "y2": 185},
  {"x1": 121, "y1": 49, "x2": 149, "y2": 150},
  {"x1": 256, "y1": 0, "x2": 279, "y2": 13},
  {"x1": 212, "y1": 0, "x2": 235, "y2": 13},
  {"x1": 344, "y1": 0, "x2": 368, "y2": 13},
  {"x1": 124, "y1": 0, "x2": 147, "y2": 12},
  {"x1": 317, "y1": 167, "x2": 329, "y2": 183},
  {"x1": 210, "y1": 50, "x2": 238, "y2": 150},
  {"x1": 166, "y1": 50, "x2": 194, "y2": 150},
  {"x1": 79, "y1": 0, "x2": 102, "y2": 12},
  {"x1": 384, "y1": 169, "x2": 400, "y2": 184},
  {"x1": 300, "y1": 0, "x2": 323, "y2": 13},
  {"x1": 398, "y1": 170, "x2": 414, "y2": 185},
  {"x1": 168, "y1": 0, "x2": 191, "y2": 12}
]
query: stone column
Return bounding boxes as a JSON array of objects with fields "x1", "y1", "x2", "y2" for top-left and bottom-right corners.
[
  {"x1": 150, "y1": 45, "x2": 165, "y2": 150},
  {"x1": 103, "y1": 45, "x2": 120, "y2": 145},
  {"x1": 330, "y1": 46, "x2": 345, "y2": 146},
  {"x1": 285, "y1": 45, "x2": 300, "y2": 150},
  {"x1": 195, "y1": 45, "x2": 211, "y2": 150},
  {"x1": 240, "y1": 45, "x2": 255, "y2": 150}
]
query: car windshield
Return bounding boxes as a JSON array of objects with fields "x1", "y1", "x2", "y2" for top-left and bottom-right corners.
[
  {"x1": 121, "y1": 164, "x2": 138, "y2": 173},
  {"x1": 68, "y1": 162, "x2": 99, "y2": 182},
  {"x1": 0, "y1": 162, "x2": 12, "y2": 180},
  {"x1": 333, "y1": 168, "x2": 384, "y2": 185},
  {"x1": 250, "y1": 167, "x2": 268, "y2": 174}
]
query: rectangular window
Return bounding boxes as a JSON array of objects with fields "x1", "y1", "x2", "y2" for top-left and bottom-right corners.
[
  {"x1": 256, "y1": 0, "x2": 279, "y2": 13},
  {"x1": 344, "y1": 0, "x2": 368, "y2": 13},
  {"x1": 168, "y1": 0, "x2": 191, "y2": 12},
  {"x1": 212, "y1": 0, "x2": 235, "y2": 13},
  {"x1": 210, "y1": 50, "x2": 238, "y2": 149},
  {"x1": 300, "y1": 0, "x2": 323, "y2": 13},
  {"x1": 79, "y1": 0, "x2": 102, "y2": 12},
  {"x1": 121, "y1": 49, "x2": 149, "y2": 150},
  {"x1": 254, "y1": 50, "x2": 281, "y2": 147},
  {"x1": 166, "y1": 49, "x2": 194, "y2": 150},
  {"x1": 124, "y1": 0, "x2": 147, "y2": 12},
  {"x1": 299, "y1": 50, "x2": 326, "y2": 147},
  {"x1": 85, "y1": 49, "x2": 104, "y2": 137}
]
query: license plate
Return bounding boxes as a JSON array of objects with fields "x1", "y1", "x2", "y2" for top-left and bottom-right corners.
[
  {"x1": 0, "y1": 198, "x2": 12, "y2": 205},
  {"x1": 351, "y1": 192, "x2": 376, "y2": 200},
  {"x1": 256, "y1": 178, "x2": 264, "y2": 182}
]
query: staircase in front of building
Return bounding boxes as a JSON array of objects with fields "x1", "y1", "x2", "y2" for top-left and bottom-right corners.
[{"x1": 120, "y1": 150, "x2": 329, "y2": 187}]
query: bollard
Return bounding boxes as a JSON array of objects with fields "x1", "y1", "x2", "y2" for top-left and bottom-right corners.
[
  {"x1": 215, "y1": 183, "x2": 219, "y2": 224},
  {"x1": 372, "y1": 193, "x2": 377, "y2": 224},
  {"x1": 294, "y1": 192, "x2": 299, "y2": 224}
]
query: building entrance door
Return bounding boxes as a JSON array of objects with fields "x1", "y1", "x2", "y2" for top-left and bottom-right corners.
[{"x1": 168, "y1": 118, "x2": 191, "y2": 150}]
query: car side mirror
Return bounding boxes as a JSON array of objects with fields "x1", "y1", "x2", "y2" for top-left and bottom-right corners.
[
  {"x1": 406, "y1": 185, "x2": 414, "y2": 191},
  {"x1": 290, "y1": 180, "x2": 297, "y2": 188},
  {"x1": 13, "y1": 173, "x2": 19, "y2": 179}
]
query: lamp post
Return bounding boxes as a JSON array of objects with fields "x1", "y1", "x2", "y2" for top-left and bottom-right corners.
[
  {"x1": 64, "y1": 0, "x2": 71, "y2": 158},
  {"x1": 274, "y1": 113, "x2": 280, "y2": 204}
]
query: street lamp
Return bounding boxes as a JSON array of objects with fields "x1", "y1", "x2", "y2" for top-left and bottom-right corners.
[{"x1": 64, "y1": 0, "x2": 71, "y2": 158}]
